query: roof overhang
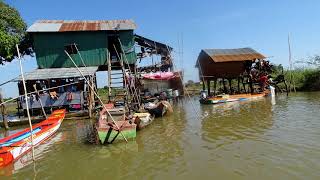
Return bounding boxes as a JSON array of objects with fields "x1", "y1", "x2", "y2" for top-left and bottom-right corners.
[{"x1": 15, "y1": 67, "x2": 98, "y2": 81}]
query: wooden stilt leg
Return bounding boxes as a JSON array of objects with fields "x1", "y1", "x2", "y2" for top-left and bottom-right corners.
[
  {"x1": 242, "y1": 77, "x2": 247, "y2": 93},
  {"x1": 228, "y1": 79, "x2": 232, "y2": 94},
  {"x1": 207, "y1": 80, "x2": 211, "y2": 97},
  {"x1": 237, "y1": 77, "x2": 240, "y2": 93},
  {"x1": 202, "y1": 80, "x2": 205, "y2": 91},
  {"x1": 222, "y1": 78, "x2": 227, "y2": 93},
  {"x1": 213, "y1": 79, "x2": 217, "y2": 96}
]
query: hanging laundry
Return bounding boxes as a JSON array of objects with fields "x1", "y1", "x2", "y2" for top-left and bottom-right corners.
[{"x1": 67, "y1": 92, "x2": 73, "y2": 101}]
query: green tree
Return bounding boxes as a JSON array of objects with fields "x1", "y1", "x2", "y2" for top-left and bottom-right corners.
[
  {"x1": 0, "y1": 1, "x2": 33, "y2": 64},
  {"x1": 306, "y1": 55, "x2": 320, "y2": 67}
]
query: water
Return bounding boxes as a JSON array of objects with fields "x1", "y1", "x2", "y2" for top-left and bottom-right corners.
[{"x1": 1, "y1": 92, "x2": 320, "y2": 179}]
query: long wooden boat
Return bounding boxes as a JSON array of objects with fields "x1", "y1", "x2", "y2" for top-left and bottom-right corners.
[
  {"x1": 96, "y1": 106, "x2": 136, "y2": 144},
  {"x1": 200, "y1": 92, "x2": 270, "y2": 105},
  {"x1": 0, "y1": 109, "x2": 65, "y2": 167}
]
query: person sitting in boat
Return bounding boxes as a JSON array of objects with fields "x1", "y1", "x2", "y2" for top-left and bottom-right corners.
[{"x1": 200, "y1": 90, "x2": 207, "y2": 99}]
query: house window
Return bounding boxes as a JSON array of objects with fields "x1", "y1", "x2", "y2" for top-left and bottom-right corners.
[{"x1": 64, "y1": 44, "x2": 78, "y2": 54}]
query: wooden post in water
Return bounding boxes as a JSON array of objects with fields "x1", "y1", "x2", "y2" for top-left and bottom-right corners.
[
  {"x1": 207, "y1": 80, "x2": 211, "y2": 96},
  {"x1": 228, "y1": 79, "x2": 232, "y2": 94},
  {"x1": 88, "y1": 76, "x2": 92, "y2": 118},
  {"x1": 222, "y1": 78, "x2": 227, "y2": 93},
  {"x1": 249, "y1": 76, "x2": 254, "y2": 94},
  {"x1": 237, "y1": 77, "x2": 241, "y2": 93},
  {"x1": 213, "y1": 79, "x2": 217, "y2": 96},
  {"x1": 202, "y1": 80, "x2": 205, "y2": 91},
  {"x1": 0, "y1": 89, "x2": 9, "y2": 130},
  {"x1": 88, "y1": 76, "x2": 95, "y2": 118}
]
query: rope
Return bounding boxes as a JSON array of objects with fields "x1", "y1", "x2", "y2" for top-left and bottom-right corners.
[
  {"x1": 0, "y1": 75, "x2": 20, "y2": 87},
  {"x1": 65, "y1": 50, "x2": 128, "y2": 142}
]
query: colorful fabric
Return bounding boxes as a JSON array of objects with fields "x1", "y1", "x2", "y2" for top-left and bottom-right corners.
[{"x1": 142, "y1": 72, "x2": 175, "y2": 80}]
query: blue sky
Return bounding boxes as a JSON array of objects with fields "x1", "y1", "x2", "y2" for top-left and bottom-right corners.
[{"x1": 1, "y1": 0, "x2": 320, "y2": 97}]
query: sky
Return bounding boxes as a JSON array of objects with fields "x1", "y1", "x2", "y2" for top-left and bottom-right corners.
[{"x1": 1, "y1": 0, "x2": 320, "y2": 97}]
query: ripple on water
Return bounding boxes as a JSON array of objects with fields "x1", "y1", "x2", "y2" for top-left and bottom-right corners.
[{"x1": 1, "y1": 92, "x2": 320, "y2": 179}]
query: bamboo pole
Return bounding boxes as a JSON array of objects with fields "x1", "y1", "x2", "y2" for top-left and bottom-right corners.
[
  {"x1": 88, "y1": 76, "x2": 95, "y2": 118},
  {"x1": 288, "y1": 34, "x2": 296, "y2": 92},
  {"x1": 117, "y1": 39, "x2": 141, "y2": 108},
  {"x1": 107, "y1": 52, "x2": 112, "y2": 102},
  {"x1": 16, "y1": 44, "x2": 35, "y2": 161},
  {"x1": 33, "y1": 84, "x2": 47, "y2": 119},
  {"x1": 87, "y1": 76, "x2": 92, "y2": 118},
  {"x1": 65, "y1": 50, "x2": 128, "y2": 142}
]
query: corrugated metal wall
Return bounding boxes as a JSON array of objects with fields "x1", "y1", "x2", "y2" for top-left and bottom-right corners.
[{"x1": 33, "y1": 30, "x2": 136, "y2": 68}]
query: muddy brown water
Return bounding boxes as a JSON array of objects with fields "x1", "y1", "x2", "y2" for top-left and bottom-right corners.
[{"x1": 1, "y1": 92, "x2": 320, "y2": 179}]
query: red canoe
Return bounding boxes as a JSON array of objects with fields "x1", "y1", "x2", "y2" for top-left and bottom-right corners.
[{"x1": 0, "y1": 109, "x2": 65, "y2": 167}]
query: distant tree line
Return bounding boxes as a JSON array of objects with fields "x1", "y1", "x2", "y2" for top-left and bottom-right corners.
[{"x1": 272, "y1": 55, "x2": 320, "y2": 91}]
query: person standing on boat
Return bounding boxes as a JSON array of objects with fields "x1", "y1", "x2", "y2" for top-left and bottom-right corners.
[{"x1": 259, "y1": 73, "x2": 269, "y2": 91}]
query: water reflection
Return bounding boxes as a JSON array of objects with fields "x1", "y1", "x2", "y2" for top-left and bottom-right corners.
[
  {"x1": 200, "y1": 98, "x2": 274, "y2": 143},
  {"x1": 0, "y1": 132, "x2": 64, "y2": 177}
]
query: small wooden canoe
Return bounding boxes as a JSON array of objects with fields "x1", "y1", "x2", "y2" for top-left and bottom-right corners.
[
  {"x1": 0, "y1": 109, "x2": 65, "y2": 167},
  {"x1": 96, "y1": 106, "x2": 136, "y2": 144}
]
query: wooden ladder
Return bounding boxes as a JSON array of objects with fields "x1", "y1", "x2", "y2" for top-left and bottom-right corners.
[{"x1": 107, "y1": 53, "x2": 127, "y2": 104}]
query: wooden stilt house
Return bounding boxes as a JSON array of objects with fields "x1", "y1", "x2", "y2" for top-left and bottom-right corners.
[
  {"x1": 196, "y1": 47, "x2": 265, "y2": 96},
  {"x1": 16, "y1": 20, "x2": 138, "y2": 116}
]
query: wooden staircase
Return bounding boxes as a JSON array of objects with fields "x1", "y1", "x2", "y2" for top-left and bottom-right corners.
[{"x1": 107, "y1": 58, "x2": 127, "y2": 103}]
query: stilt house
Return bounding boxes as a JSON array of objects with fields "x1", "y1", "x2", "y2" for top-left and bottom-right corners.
[
  {"x1": 16, "y1": 20, "x2": 138, "y2": 115},
  {"x1": 196, "y1": 47, "x2": 265, "y2": 95}
]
